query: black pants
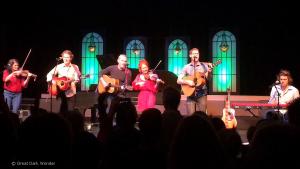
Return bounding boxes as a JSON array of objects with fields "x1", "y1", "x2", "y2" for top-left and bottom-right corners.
[
  {"x1": 97, "y1": 93, "x2": 128, "y2": 123},
  {"x1": 58, "y1": 92, "x2": 75, "y2": 115}
]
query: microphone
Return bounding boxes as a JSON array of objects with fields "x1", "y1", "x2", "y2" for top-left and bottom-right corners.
[
  {"x1": 274, "y1": 80, "x2": 280, "y2": 85},
  {"x1": 56, "y1": 57, "x2": 63, "y2": 61},
  {"x1": 269, "y1": 80, "x2": 280, "y2": 88}
]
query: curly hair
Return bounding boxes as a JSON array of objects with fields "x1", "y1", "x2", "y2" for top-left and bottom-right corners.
[{"x1": 138, "y1": 59, "x2": 149, "y2": 73}]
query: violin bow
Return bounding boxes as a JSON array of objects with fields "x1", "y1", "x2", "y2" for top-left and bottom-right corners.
[
  {"x1": 20, "y1": 48, "x2": 32, "y2": 70},
  {"x1": 151, "y1": 60, "x2": 162, "y2": 72}
]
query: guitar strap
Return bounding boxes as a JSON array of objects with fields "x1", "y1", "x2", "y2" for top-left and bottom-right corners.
[
  {"x1": 200, "y1": 62, "x2": 209, "y2": 83},
  {"x1": 200, "y1": 62, "x2": 208, "y2": 73}
]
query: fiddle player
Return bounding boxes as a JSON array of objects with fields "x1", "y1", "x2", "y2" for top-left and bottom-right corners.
[
  {"x1": 46, "y1": 50, "x2": 81, "y2": 114},
  {"x1": 132, "y1": 59, "x2": 164, "y2": 113},
  {"x1": 177, "y1": 48, "x2": 212, "y2": 115},
  {"x1": 2, "y1": 59, "x2": 34, "y2": 113}
]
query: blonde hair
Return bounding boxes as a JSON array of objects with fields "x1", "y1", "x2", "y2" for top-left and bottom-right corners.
[
  {"x1": 189, "y1": 48, "x2": 200, "y2": 55},
  {"x1": 61, "y1": 50, "x2": 74, "y2": 59}
]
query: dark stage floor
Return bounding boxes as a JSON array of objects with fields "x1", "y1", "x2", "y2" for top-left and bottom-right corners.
[{"x1": 84, "y1": 116, "x2": 261, "y2": 144}]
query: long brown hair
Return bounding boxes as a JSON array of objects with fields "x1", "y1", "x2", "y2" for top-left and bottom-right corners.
[{"x1": 6, "y1": 59, "x2": 19, "y2": 73}]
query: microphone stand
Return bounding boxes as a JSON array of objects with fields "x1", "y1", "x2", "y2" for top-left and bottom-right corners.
[
  {"x1": 124, "y1": 64, "x2": 129, "y2": 98},
  {"x1": 49, "y1": 60, "x2": 60, "y2": 113},
  {"x1": 274, "y1": 84, "x2": 281, "y2": 119},
  {"x1": 193, "y1": 57, "x2": 197, "y2": 113}
]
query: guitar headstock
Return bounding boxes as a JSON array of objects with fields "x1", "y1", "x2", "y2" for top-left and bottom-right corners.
[
  {"x1": 213, "y1": 59, "x2": 222, "y2": 67},
  {"x1": 226, "y1": 88, "x2": 231, "y2": 99},
  {"x1": 209, "y1": 59, "x2": 222, "y2": 68},
  {"x1": 81, "y1": 74, "x2": 90, "y2": 79},
  {"x1": 227, "y1": 88, "x2": 231, "y2": 93}
]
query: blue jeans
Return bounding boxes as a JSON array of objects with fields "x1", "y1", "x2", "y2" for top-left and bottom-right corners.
[
  {"x1": 3, "y1": 90, "x2": 22, "y2": 113},
  {"x1": 186, "y1": 95, "x2": 207, "y2": 116}
]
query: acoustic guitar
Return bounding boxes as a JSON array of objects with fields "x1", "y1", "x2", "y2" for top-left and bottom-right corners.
[
  {"x1": 221, "y1": 88, "x2": 237, "y2": 129},
  {"x1": 48, "y1": 74, "x2": 90, "y2": 96},
  {"x1": 98, "y1": 75, "x2": 133, "y2": 94},
  {"x1": 181, "y1": 59, "x2": 222, "y2": 96}
]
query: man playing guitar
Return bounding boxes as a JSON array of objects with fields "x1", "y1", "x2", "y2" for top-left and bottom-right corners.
[
  {"x1": 177, "y1": 48, "x2": 212, "y2": 115},
  {"x1": 46, "y1": 50, "x2": 81, "y2": 113},
  {"x1": 98, "y1": 54, "x2": 132, "y2": 115}
]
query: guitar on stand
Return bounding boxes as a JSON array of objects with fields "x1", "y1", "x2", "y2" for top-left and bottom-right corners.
[
  {"x1": 181, "y1": 59, "x2": 222, "y2": 96},
  {"x1": 222, "y1": 88, "x2": 237, "y2": 129}
]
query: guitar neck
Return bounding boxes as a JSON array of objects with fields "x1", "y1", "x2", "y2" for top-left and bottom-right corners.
[
  {"x1": 209, "y1": 59, "x2": 222, "y2": 68},
  {"x1": 227, "y1": 89, "x2": 231, "y2": 109}
]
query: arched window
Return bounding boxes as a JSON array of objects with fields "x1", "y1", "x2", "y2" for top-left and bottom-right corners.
[
  {"x1": 81, "y1": 32, "x2": 104, "y2": 91},
  {"x1": 125, "y1": 39, "x2": 145, "y2": 69},
  {"x1": 167, "y1": 39, "x2": 188, "y2": 76},
  {"x1": 211, "y1": 30, "x2": 237, "y2": 93}
]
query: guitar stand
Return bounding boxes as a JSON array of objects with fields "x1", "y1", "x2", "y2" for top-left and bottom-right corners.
[{"x1": 245, "y1": 107, "x2": 258, "y2": 118}]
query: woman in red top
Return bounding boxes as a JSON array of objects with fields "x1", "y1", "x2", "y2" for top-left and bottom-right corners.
[
  {"x1": 2, "y1": 59, "x2": 33, "y2": 113},
  {"x1": 132, "y1": 59, "x2": 164, "y2": 114}
]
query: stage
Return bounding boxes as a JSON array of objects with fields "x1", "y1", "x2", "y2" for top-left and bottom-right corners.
[
  {"x1": 36, "y1": 92, "x2": 270, "y2": 116},
  {"x1": 20, "y1": 93, "x2": 269, "y2": 143}
]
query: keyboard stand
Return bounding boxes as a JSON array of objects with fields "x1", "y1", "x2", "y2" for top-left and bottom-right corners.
[{"x1": 245, "y1": 107, "x2": 258, "y2": 118}]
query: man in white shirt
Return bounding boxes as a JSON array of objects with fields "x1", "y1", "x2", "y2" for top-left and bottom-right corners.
[
  {"x1": 268, "y1": 69, "x2": 299, "y2": 120},
  {"x1": 46, "y1": 50, "x2": 81, "y2": 113}
]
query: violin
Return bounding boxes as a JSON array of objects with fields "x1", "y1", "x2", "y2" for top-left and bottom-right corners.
[
  {"x1": 143, "y1": 71, "x2": 165, "y2": 84},
  {"x1": 20, "y1": 70, "x2": 37, "y2": 78},
  {"x1": 143, "y1": 60, "x2": 165, "y2": 84},
  {"x1": 15, "y1": 70, "x2": 37, "y2": 81},
  {"x1": 144, "y1": 71, "x2": 156, "y2": 80}
]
